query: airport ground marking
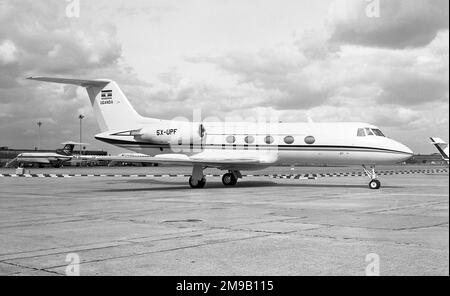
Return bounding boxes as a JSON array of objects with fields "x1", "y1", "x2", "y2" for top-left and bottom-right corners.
[{"x1": 0, "y1": 169, "x2": 447, "y2": 179}]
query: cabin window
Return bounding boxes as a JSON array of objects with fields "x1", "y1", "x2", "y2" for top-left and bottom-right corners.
[
  {"x1": 357, "y1": 128, "x2": 365, "y2": 137},
  {"x1": 265, "y1": 136, "x2": 274, "y2": 144},
  {"x1": 304, "y1": 136, "x2": 316, "y2": 144},
  {"x1": 284, "y1": 136, "x2": 295, "y2": 145},
  {"x1": 365, "y1": 128, "x2": 374, "y2": 136},
  {"x1": 372, "y1": 129, "x2": 385, "y2": 137},
  {"x1": 226, "y1": 136, "x2": 236, "y2": 144},
  {"x1": 245, "y1": 136, "x2": 255, "y2": 144}
]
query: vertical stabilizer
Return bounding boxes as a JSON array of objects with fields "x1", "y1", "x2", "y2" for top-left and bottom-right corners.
[
  {"x1": 27, "y1": 77, "x2": 155, "y2": 132},
  {"x1": 430, "y1": 137, "x2": 449, "y2": 162}
]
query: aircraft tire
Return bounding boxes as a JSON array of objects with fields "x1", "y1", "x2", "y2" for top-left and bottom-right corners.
[
  {"x1": 369, "y1": 179, "x2": 381, "y2": 190},
  {"x1": 222, "y1": 173, "x2": 238, "y2": 186},
  {"x1": 189, "y1": 176, "x2": 206, "y2": 189}
]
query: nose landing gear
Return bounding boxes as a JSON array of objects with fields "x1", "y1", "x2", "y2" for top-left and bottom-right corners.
[
  {"x1": 369, "y1": 179, "x2": 381, "y2": 190},
  {"x1": 363, "y1": 165, "x2": 381, "y2": 190}
]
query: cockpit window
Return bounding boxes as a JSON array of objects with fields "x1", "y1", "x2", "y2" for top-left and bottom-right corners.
[
  {"x1": 365, "y1": 128, "x2": 374, "y2": 136},
  {"x1": 372, "y1": 129, "x2": 385, "y2": 137},
  {"x1": 358, "y1": 127, "x2": 386, "y2": 137}
]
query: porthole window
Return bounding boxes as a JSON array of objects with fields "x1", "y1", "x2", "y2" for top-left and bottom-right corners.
[
  {"x1": 245, "y1": 136, "x2": 255, "y2": 144},
  {"x1": 226, "y1": 135, "x2": 236, "y2": 144},
  {"x1": 265, "y1": 136, "x2": 275, "y2": 144},
  {"x1": 304, "y1": 136, "x2": 315, "y2": 145},
  {"x1": 284, "y1": 136, "x2": 295, "y2": 145}
]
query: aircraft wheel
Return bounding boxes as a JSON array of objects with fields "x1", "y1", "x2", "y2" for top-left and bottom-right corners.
[
  {"x1": 222, "y1": 173, "x2": 237, "y2": 186},
  {"x1": 369, "y1": 179, "x2": 381, "y2": 190},
  {"x1": 189, "y1": 176, "x2": 206, "y2": 189}
]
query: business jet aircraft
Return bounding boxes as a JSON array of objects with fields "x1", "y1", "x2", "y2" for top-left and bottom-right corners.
[
  {"x1": 430, "y1": 137, "x2": 449, "y2": 164},
  {"x1": 8, "y1": 142, "x2": 87, "y2": 168},
  {"x1": 28, "y1": 77, "x2": 413, "y2": 189}
]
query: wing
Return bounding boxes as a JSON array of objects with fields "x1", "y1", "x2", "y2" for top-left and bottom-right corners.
[{"x1": 96, "y1": 150, "x2": 278, "y2": 169}]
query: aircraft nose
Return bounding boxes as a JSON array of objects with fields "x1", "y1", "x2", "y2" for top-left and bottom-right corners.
[
  {"x1": 392, "y1": 140, "x2": 414, "y2": 160},
  {"x1": 398, "y1": 142, "x2": 413, "y2": 155}
]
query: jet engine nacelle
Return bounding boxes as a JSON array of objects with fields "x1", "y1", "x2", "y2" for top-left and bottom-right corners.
[{"x1": 136, "y1": 122, "x2": 206, "y2": 145}]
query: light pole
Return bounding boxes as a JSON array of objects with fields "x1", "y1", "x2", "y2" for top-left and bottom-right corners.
[
  {"x1": 78, "y1": 114, "x2": 84, "y2": 155},
  {"x1": 37, "y1": 121, "x2": 42, "y2": 150}
]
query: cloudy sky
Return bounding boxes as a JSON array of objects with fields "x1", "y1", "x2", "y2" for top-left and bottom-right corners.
[{"x1": 0, "y1": 0, "x2": 448, "y2": 154}]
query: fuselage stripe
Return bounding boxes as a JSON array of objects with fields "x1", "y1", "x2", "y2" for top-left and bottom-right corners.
[{"x1": 96, "y1": 138, "x2": 412, "y2": 155}]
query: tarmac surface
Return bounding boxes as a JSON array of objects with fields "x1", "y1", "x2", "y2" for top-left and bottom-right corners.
[{"x1": 0, "y1": 165, "x2": 448, "y2": 276}]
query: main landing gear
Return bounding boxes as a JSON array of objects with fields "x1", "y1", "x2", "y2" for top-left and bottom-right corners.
[
  {"x1": 222, "y1": 171, "x2": 241, "y2": 186},
  {"x1": 189, "y1": 176, "x2": 206, "y2": 189},
  {"x1": 363, "y1": 165, "x2": 381, "y2": 190},
  {"x1": 188, "y1": 166, "x2": 242, "y2": 189},
  {"x1": 189, "y1": 165, "x2": 206, "y2": 188}
]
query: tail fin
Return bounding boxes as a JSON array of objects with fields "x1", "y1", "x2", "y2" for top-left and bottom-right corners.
[
  {"x1": 430, "y1": 137, "x2": 449, "y2": 160},
  {"x1": 27, "y1": 77, "x2": 148, "y2": 132},
  {"x1": 57, "y1": 144, "x2": 75, "y2": 156}
]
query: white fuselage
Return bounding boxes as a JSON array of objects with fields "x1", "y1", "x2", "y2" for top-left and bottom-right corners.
[
  {"x1": 95, "y1": 121, "x2": 413, "y2": 169},
  {"x1": 17, "y1": 153, "x2": 72, "y2": 165}
]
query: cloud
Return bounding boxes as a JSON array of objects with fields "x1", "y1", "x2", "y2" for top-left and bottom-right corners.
[
  {"x1": 0, "y1": 40, "x2": 18, "y2": 65},
  {"x1": 329, "y1": 0, "x2": 449, "y2": 49},
  {"x1": 0, "y1": 1, "x2": 122, "y2": 76},
  {"x1": 185, "y1": 23, "x2": 448, "y2": 152},
  {"x1": 190, "y1": 29, "x2": 448, "y2": 110},
  {"x1": 0, "y1": 0, "x2": 136, "y2": 151}
]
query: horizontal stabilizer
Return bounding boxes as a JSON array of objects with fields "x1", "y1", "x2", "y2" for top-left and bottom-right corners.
[
  {"x1": 27, "y1": 77, "x2": 110, "y2": 87},
  {"x1": 62, "y1": 141, "x2": 89, "y2": 146}
]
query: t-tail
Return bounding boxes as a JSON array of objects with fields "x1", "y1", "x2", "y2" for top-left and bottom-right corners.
[
  {"x1": 55, "y1": 142, "x2": 88, "y2": 156},
  {"x1": 56, "y1": 144, "x2": 75, "y2": 156},
  {"x1": 27, "y1": 77, "x2": 159, "y2": 132},
  {"x1": 430, "y1": 137, "x2": 449, "y2": 163}
]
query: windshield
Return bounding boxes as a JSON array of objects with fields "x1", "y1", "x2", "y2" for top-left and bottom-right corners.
[
  {"x1": 357, "y1": 128, "x2": 386, "y2": 137},
  {"x1": 372, "y1": 129, "x2": 385, "y2": 137}
]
